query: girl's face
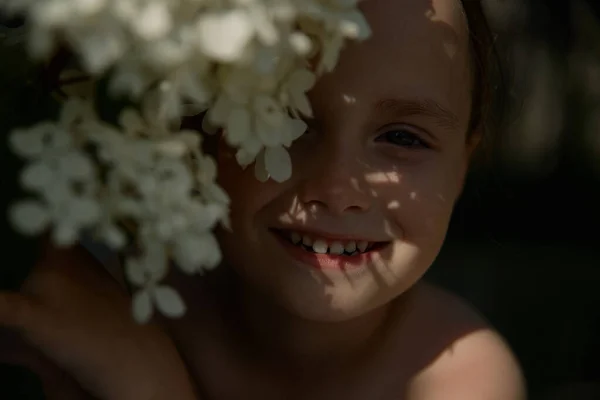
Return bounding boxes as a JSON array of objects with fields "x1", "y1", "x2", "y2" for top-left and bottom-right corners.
[{"x1": 217, "y1": 0, "x2": 477, "y2": 321}]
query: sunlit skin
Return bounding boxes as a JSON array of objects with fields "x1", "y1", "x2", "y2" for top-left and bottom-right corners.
[
  {"x1": 214, "y1": 0, "x2": 474, "y2": 351},
  {"x1": 158, "y1": 0, "x2": 524, "y2": 398}
]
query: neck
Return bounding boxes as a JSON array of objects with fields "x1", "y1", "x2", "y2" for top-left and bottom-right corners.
[{"x1": 221, "y1": 270, "x2": 394, "y2": 371}]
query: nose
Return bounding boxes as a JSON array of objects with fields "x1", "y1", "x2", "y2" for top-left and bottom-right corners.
[{"x1": 298, "y1": 151, "x2": 372, "y2": 215}]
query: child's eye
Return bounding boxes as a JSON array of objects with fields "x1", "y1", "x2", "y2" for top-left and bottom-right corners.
[{"x1": 375, "y1": 128, "x2": 430, "y2": 149}]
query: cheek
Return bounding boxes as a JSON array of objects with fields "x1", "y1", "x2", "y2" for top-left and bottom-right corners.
[
  {"x1": 216, "y1": 146, "x2": 283, "y2": 235},
  {"x1": 375, "y1": 156, "x2": 467, "y2": 239}
]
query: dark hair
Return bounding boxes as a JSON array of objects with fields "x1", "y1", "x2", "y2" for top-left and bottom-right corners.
[{"x1": 461, "y1": 0, "x2": 503, "y2": 141}]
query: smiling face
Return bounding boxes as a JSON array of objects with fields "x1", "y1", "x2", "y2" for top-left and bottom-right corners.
[{"x1": 216, "y1": 0, "x2": 478, "y2": 321}]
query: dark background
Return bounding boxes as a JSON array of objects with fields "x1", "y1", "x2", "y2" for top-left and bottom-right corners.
[
  {"x1": 426, "y1": 0, "x2": 600, "y2": 398},
  {"x1": 1, "y1": 1, "x2": 599, "y2": 399}
]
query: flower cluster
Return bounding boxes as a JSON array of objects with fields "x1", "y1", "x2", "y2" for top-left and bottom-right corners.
[{"x1": 2, "y1": 0, "x2": 370, "y2": 322}]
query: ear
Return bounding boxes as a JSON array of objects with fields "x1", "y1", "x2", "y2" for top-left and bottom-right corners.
[
  {"x1": 456, "y1": 128, "x2": 483, "y2": 196},
  {"x1": 465, "y1": 128, "x2": 483, "y2": 162}
]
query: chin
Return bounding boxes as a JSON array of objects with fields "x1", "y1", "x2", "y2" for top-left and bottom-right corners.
[{"x1": 272, "y1": 280, "x2": 401, "y2": 323}]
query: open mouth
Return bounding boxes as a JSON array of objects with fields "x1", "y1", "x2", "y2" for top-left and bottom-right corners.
[{"x1": 271, "y1": 229, "x2": 388, "y2": 257}]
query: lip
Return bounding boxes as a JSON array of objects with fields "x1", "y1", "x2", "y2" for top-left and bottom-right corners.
[{"x1": 271, "y1": 229, "x2": 389, "y2": 270}]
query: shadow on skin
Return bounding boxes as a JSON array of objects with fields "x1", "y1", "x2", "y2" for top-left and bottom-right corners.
[{"x1": 170, "y1": 0, "x2": 491, "y2": 395}]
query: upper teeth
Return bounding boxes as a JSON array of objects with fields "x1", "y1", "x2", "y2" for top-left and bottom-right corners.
[
  {"x1": 312, "y1": 239, "x2": 328, "y2": 254},
  {"x1": 288, "y1": 232, "x2": 372, "y2": 254}
]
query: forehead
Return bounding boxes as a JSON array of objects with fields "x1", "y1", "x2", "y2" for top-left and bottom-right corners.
[{"x1": 310, "y1": 0, "x2": 472, "y2": 128}]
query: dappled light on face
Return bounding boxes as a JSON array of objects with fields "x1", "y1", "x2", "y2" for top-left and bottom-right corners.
[
  {"x1": 423, "y1": 4, "x2": 461, "y2": 60},
  {"x1": 349, "y1": 177, "x2": 362, "y2": 191},
  {"x1": 371, "y1": 252, "x2": 401, "y2": 287},
  {"x1": 278, "y1": 196, "x2": 310, "y2": 225},
  {"x1": 383, "y1": 219, "x2": 402, "y2": 240},
  {"x1": 342, "y1": 94, "x2": 357, "y2": 104},
  {"x1": 364, "y1": 171, "x2": 402, "y2": 185},
  {"x1": 387, "y1": 200, "x2": 401, "y2": 210}
]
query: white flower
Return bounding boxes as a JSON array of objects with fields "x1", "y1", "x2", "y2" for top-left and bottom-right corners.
[
  {"x1": 254, "y1": 145, "x2": 294, "y2": 183},
  {"x1": 195, "y1": 10, "x2": 254, "y2": 63},
  {"x1": 9, "y1": 200, "x2": 51, "y2": 236},
  {"x1": 126, "y1": 242, "x2": 186, "y2": 324},
  {"x1": 2, "y1": 0, "x2": 373, "y2": 322},
  {"x1": 8, "y1": 99, "x2": 101, "y2": 245},
  {"x1": 10, "y1": 194, "x2": 101, "y2": 246},
  {"x1": 172, "y1": 231, "x2": 221, "y2": 275},
  {"x1": 280, "y1": 68, "x2": 316, "y2": 118},
  {"x1": 130, "y1": 1, "x2": 172, "y2": 41},
  {"x1": 132, "y1": 285, "x2": 185, "y2": 324},
  {"x1": 195, "y1": 154, "x2": 231, "y2": 208},
  {"x1": 9, "y1": 123, "x2": 71, "y2": 159}
]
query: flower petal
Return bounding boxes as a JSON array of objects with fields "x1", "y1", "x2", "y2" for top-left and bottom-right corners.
[
  {"x1": 247, "y1": 4, "x2": 279, "y2": 45},
  {"x1": 289, "y1": 32, "x2": 313, "y2": 56},
  {"x1": 52, "y1": 223, "x2": 79, "y2": 246},
  {"x1": 101, "y1": 224, "x2": 127, "y2": 250},
  {"x1": 9, "y1": 126, "x2": 50, "y2": 158},
  {"x1": 9, "y1": 200, "x2": 50, "y2": 235},
  {"x1": 69, "y1": 197, "x2": 102, "y2": 226},
  {"x1": 288, "y1": 118, "x2": 308, "y2": 142},
  {"x1": 21, "y1": 161, "x2": 54, "y2": 190},
  {"x1": 226, "y1": 107, "x2": 251, "y2": 146},
  {"x1": 252, "y1": 149, "x2": 268, "y2": 182},
  {"x1": 143, "y1": 242, "x2": 169, "y2": 281},
  {"x1": 201, "y1": 115, "x2": 219, "y2": 134},
  {"x1": 264, "y1": 146, "x2": 292, "y2": 182},
  {"x1": 59, "y1": 151, "x2": 95, "y2": 180},
  {"x1": 173, "y1": 232, "x2": 222, "y2": 274},
  {"x1": 319, "y1": 34, "x2": 344, "y2": 73},
  {"x1": 208, "y1": 94, "x2": 233, "y2": 125},
  {"x1": 290, "y1": 91, "x2": 313, "y2": 118},
  {"x1": 153, "y1": 286, "x2": 186, "y2": 318},
  {"x1": 132, "y1": 289, "x2": 153, "y2": 324},
  {"x1": 197, "y1": 11, "x2": 254, "y2": 62},
  {"x1": 132, "y1": 1, "x2": 172, "y2": 40},
  {"x1": 253, "y1": 95, "x2": 284, "y2": 127},
  {"x1": 339, "y1": 10, "x2": 372, "y2": 40},
  {"x1": 119, "y1": 109, "x2": 145, "y2": 135},
  {"x1": 125, "y1": 257, "x2": 146, "y2": 287},
  {"x1": 59, "y1": 98, "x2": 87, "y2": 127},
  {"x1": 196, "y1": 155, "x2": 217, "y2": 183},
  {"x1": 236, "y1": 136, "x2": 263, "y2": 167},
  {"x1": 288, "y1": 69, "x2": 316, "y2": 92},
  {"x1": 203, "y1": 183, "x2": 231, "y2": 206},
  {"x1": 255, "y1": 117, "x2": 282, "y2": 147}
]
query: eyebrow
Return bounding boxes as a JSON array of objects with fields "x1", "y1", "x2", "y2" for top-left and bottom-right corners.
[{"x1": 374, "y1": 97, "x2": 460, "y2": 131}]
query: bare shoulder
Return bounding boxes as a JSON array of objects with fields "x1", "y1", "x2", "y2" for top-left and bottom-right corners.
[{"x1": 397, "y1": 282, "x2": 526, "y2": 400}]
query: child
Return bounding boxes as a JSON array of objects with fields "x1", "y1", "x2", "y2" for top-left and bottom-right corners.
[{"x1": 0, "y1": 0, "x2": 526, "y2": 399}]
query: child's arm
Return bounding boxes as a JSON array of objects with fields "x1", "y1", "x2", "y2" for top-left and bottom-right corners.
[
  {"x1": 0, "y1": 328, "x2": 96, "y2": 399},
  {"x1": 407, "y1": 328, "x2": 526, "y2": 400},
  {"x1": 0, "y1": 242, "x2": 200, "y2": 400}
]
